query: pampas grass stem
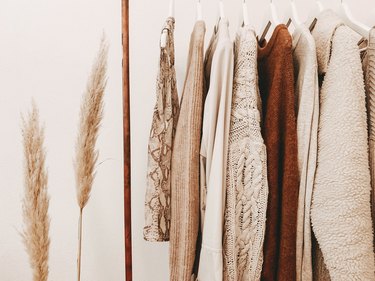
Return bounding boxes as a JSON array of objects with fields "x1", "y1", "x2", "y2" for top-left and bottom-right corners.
[
  {"x1": 74, "y1": 35, "x2": 108, "y2": 281},
  {"x1": 22, "y1": 102, "x2": 50, "y2": 281}
]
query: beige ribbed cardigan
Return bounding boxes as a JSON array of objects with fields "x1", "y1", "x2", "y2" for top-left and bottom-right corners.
[
  {"x1": 292, "y1": 25, "x2": 319, "y2": 281},
  {"x1": 169, "y1": 21, "x2": 206, "y2": 281}
]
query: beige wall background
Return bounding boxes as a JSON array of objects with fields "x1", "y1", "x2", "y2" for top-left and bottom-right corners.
[
  {"x1": 0, "y1": 0, "x2": 124, "y2": 280},
  {"x1": 130, "y1": 0, "x2": 375, "y2": 280}
]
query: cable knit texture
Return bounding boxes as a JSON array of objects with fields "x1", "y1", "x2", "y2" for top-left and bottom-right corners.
[
  {"x1": 364, "y1": 28, "x2": 375, "y2": 246},
  {"x1": 258, "y1": 24, "x2": 299, "y2": 281},
  {"x1": 198, "y1": 19, "x2": 234, "y2": 281},
  {"x1": 144, "y1": 17, "x2": 180, "y2": 242},
  {"x1": 223, "y1": 26, "x2": 268, "y2": 281},
  {"x1": 311, "y1": 10, "x2": 375, "y2": 281},
  {"x1": 169, "y1": 21, "x2": 206, "y2": 281},
  {"x1": 292, "y1": 25, "x2": 319, "y2": 281}
]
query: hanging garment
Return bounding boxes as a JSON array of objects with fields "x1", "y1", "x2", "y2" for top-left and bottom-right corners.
[
  {"x1": 144, "y1": 17, "x2": 180, "y2": 242},
  {"x1": 223, "y1": 26, "x2": 268, "y2": 281},
  {"x1": 310, "y1": 10, "x2": 375, "y2": 280},
  {"x1": 258, "y1": 24, "x2": 299, "y2": 281},
  {"x1": 364, "y1": 28, "x2": 375, "y2": 247},
  {"x1": 292, "y1": 25, "x2": 319, "y2": 281},
  {"x1": 169, "y1": 20, "x2": 206, "y2": 281},
  {"x1": 198, "y1": 19, "x2": 234, "y2": 281}
]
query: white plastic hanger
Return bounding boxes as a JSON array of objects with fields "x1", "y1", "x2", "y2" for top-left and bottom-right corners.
[
  {"x1": 196, "y1": 0, "x2": 203, "y2": 21},
  {"x1": 285, "y1": 0, "x2": 302, "y2": 28},
  {"x1": 259, "y1": 0, "x2": 281, "y2": 42},
  {"x1": 308, "y1": 0, "x2": 324, "y2": 31},
  {"x1": 160, "y1": 0, "x2": 175, "y2": 48},
  {"x1": 337, "y1": 0, "x2": 370, "y2": 39},
  {"x1": 219, "y1": 0, "x2": 225, "y2": 19},
  {"x1": 242, "y1": 0, "x2": 250, "y2": 26}
]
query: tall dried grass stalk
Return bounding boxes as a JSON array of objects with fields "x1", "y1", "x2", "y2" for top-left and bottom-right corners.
[
  {"x1": 74, "y1": 35, "x2": 108, "y2": 281},
  {"x1": 22, "y1": 102, "x2": 50, "y2": 281}
]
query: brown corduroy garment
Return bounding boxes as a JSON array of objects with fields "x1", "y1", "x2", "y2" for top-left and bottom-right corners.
[
  {"x1": 169, "y1": 21, "x2": 206, "y2": 281},
  {"x1": 257, "y1": 25, "x2": 299, "y2": 281}
]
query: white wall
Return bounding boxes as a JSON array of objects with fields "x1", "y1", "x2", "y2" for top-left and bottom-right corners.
[
  {"x1": 130, "y1": 0, "x2": 375, "y2": 280},
  {"x1": 0, "y1": 0, "x2": 124, "y2": 280}
]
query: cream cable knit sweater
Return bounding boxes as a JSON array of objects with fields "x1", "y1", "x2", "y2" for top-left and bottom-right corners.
[
  {"x1": 311, "y1": 10, "x2": 375, "y2": 280},
  {"x1": 223, "y1": 26, "x2": 268, "y2": 281},
  {"x1": 292, "y1": 25, "x2": 319, "y2": 281}
]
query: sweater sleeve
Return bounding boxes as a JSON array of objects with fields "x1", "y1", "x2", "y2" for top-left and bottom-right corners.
[{"x1": 198, "y1": 38, "x2": 234, "y2": 281}]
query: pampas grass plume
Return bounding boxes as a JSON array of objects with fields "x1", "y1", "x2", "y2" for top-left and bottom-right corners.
[{"x1": 22, "y1": 102, "x2": 50, "y2": 281}]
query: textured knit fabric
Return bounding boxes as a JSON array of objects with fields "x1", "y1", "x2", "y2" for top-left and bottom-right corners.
[
  {"x1": 258, "y1": 24, "x2": 299, "y2": 281},
  {"x1": 292, "y1": 25, "x2": 319, "y2": 281},
  {"x1": 144, "y1": 17, "x2": 179, "y2": 242},
  {"x1": 364, "y1": 28, "x2": 375, "y2": 246},
  {"x1": 223, "y1": 26, "x2": 268, "y2": 281},
  {"x1": 198, "y1": 19, "x2": 234, "y2": 281},
  {"x1": 311, "y1": 10, "x2": 375, "y2": 281},
  {"x1": 169, "y1": 21, "x2": 206, "y2": 281}
]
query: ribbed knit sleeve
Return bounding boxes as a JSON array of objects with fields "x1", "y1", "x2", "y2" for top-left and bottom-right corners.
[{"x1": 169, "y1": 21, "x2": 206, "y2": 281}]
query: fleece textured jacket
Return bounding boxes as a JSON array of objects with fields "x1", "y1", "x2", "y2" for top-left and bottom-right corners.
[
  {"x1": 311, "y1": 10, "x2": 375, "y2": 281},
  {"x1": 258, "y1": 24, "x2": 299, "y2": 281}
]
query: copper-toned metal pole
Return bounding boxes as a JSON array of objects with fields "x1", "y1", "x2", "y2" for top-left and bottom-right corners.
[{"x1": 122, "y1": 0, "x2": 132, "y2": 280}]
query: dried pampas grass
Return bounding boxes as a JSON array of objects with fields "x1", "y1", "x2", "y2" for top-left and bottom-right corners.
[
  {"x1": 22, "y1": 102, "x2": 50, "y2": 281},
  {"x1": 74, "y1": 35, "x2": 108, "y2": 281}
]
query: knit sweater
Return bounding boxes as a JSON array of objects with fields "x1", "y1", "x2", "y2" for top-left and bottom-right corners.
[
  {"x1": 364, "y1": 28, "x2": 375, "y2": 247},
  {"x1": 292, "y1": 25, "x2": 319, "y2": 281},
  {"x1": 144, "y1": 17, "x2": 180, "y2": 242},
  {"x1": 169, "y1": 21, "x2": 206, "y2": 281},
  {"x1": 311, "y1": 10, "x2": 375, "y2": 281},
  {"x1": 258, "y1": 24, "x2": 299, "y2": 281},
  {"x1": 198, "y1": 19, "x2": 234, "y2": 281},
  {"x1": 223, "y1": 26, "x2": 268, "y2": 281}
]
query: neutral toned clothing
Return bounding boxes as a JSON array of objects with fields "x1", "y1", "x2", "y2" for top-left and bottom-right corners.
[
  {"x1": 258, "y1": 24, "x2": 299, "y2": 281},
  {"x1": 311, "y1": 10, "x2": 375, "y2": 281},
  {"x1": 258, "y1": 25, "x2": 299, "y2": 281},
  {"x1": 197, "y1": 19, "x2": 234, "y2": 281},
  {"x1": 292, "y1": 25, "x2": 319, "y2": 281},
  {"x1": 364, "y1": 28, "x2": 375, "y2": 246},
  {"x1": 223, "y1": 26, "x2": 268, "y2": 281},
  {"x1": 169, "y1": 21, "x2": 206, "y2": 281},
  {"x1": 144, "y1": 17, "x2": 180, "y2": 242}
]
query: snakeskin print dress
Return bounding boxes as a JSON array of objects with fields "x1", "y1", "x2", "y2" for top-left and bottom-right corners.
[{"x1": 144, "y1": 17, "x2": 180, "y2": 242}]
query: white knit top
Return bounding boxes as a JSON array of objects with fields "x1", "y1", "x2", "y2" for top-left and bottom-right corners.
[{"x1": 223, "y1": 26, "x2": 268, "y2": 281}]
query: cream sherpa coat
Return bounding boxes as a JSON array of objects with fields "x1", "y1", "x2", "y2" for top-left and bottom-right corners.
[{"x1": 311, "y1": 10, "x2": 375, "y2": 281}]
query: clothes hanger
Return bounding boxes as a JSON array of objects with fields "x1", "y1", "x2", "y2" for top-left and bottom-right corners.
[
  {"x1": 285, "y1": 0, "x2": 302, "y2": 28},
  {"x1": 308, "y1": 0, "x2": 324, "y2": 31},
  {"x1": 240, "y1": 0, "x2": 250, "y2": 26},
  {"x1": 259, "y1": 0, "x2": 281, "y2": 42},
  {"x1": 219, "y1": 0, "x2": 225, "y2": 19},
  {"x1": 337, "y1": 0, "x2": 370, "y2": 42},
  {"x1": 160, "y1": 0, "x2": 175, "y2": 48},
  {"x1": 196, "y1": 0, "x2": 203, "y2": 21}
]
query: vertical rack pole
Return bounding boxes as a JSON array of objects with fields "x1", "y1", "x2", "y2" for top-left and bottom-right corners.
[{"x1": 122, "y1": 0, "x2": 132, "y2": 280}]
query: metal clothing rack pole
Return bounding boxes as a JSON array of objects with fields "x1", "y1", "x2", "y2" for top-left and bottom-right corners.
[{"x1": 122, "y1": 0, "x2": 132, "y2": 280}]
